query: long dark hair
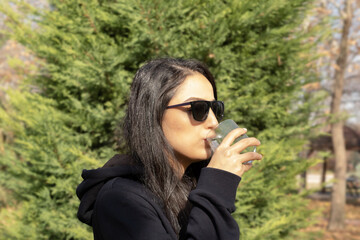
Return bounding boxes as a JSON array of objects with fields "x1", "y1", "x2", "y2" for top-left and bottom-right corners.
[{"x1": 122, "y1": 58, "x2": 217, "y2": 235}]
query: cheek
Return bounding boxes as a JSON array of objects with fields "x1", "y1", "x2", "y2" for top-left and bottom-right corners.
[
  {"x1": 162, "y1": 113, "x2": 190, "y2": 148},
  {"x1": 162, "y1": 113, "x2": 209, "y2": 160}
]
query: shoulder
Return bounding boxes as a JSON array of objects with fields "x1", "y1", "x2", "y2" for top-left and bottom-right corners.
[{"x1": 96, "y1": 177, "x2": 160, "y2": 212}]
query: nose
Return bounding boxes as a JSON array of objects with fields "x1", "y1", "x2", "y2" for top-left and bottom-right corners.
[{"x1": 206, "y1": 108, "x2": 219, "y2": 129}]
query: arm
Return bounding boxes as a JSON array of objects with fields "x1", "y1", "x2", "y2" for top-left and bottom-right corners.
[{"x1": 184, "y1": 167, "x2": 241, "y2": 240}]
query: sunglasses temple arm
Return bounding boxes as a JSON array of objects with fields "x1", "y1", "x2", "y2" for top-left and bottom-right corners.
[{"x1": 166, "y1": 102, "x2": 192, "y2": 109}]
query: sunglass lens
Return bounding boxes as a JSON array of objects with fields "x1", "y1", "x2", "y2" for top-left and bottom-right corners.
[
  {"x1": 212, "y1": 101, "x2": 224, "y2": 120},
  {"x1": 191, "y1": 101, "x2": 210, "y2": 121}
]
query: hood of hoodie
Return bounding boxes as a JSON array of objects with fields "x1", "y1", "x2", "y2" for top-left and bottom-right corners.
[{"x1": 76, "y1": 154, "x2": 143, "y2": 226}]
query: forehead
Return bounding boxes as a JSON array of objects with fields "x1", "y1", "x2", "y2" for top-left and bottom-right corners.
[{"x1": 170, "y1": 73, "x2": 215, "y2": 103}]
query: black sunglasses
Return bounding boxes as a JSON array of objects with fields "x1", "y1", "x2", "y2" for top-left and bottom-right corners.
[{"x1": 166, "y1": 100, "x2": 224, "y2": 122}]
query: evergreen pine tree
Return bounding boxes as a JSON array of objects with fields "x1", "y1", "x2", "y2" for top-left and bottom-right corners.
[{"x1": 0, "y1": 0, "x2": 324, "y2": 239}]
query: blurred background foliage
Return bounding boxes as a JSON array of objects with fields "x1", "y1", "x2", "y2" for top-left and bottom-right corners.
[{"x1": 0, "y1": 0, "x2": 328, "y2": 239}]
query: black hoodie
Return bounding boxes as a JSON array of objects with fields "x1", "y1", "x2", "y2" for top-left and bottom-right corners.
[{"x1": 77, "y1": 154, "x2": 241, "y2": 240}]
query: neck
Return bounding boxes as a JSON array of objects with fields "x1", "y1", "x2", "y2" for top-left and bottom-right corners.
[{"x1": 174, "y1": 152, "x2": 193, "y2": 177}]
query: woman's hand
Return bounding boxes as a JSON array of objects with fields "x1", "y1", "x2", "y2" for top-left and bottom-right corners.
[{"x1": 207, "y1": 128, "x2": 262, "y2": 177}]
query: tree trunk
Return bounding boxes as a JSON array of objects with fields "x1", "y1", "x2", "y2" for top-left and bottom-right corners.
[
  {"x1": 327, "y1": 0, "x2": 353, "y2": 231},
  {"x1": 321, "y1": 157, "x2": 327, "y2": 193}
]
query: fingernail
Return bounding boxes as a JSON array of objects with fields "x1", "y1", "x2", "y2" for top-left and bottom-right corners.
[{"x1": 243, "y1": 128, "x2": 247, "y2": 131}]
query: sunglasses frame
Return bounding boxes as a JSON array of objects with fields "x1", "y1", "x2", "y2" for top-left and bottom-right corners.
[{"x1": 166, "y1": 100, "x2": 224, "y2": 122}]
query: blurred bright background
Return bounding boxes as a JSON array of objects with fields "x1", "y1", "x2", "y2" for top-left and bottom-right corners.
[{"x1": 0, "y1": 0, "x2": 359, "y2": 239}]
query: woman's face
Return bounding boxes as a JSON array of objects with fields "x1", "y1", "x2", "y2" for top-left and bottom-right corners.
[{"x1": 162, "y1": 72, "x2": 219, "y2": 172}]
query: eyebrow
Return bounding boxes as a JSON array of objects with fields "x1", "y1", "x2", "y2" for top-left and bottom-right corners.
[{"x1": 183, "y1": 97, "x2": 216, "y2": 102}]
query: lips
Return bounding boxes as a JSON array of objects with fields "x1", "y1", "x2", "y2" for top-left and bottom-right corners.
[
  {"x1": 204, "y1": 139, "x2": 211, "y2": 147},
  {"x1": 205, "y1": 131, "x2": 216, "y2": 140},
  {"x1": 204, "y1": 133, "x2": 216, "y2": 140}
]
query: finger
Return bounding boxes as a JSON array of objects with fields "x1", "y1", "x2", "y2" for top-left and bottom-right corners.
[
  {"x1": 220, "y1": 128, "x2": 247, "y2": 148},
  {"x1": 230, "y1": 137, "x2": 261, "y2": 153},
  {"x1": 238, "y1": 152, "x2": 263, "y2": 164},
  {"x1": 237, "y1": 163, "x2": 253, "y2": 176}
]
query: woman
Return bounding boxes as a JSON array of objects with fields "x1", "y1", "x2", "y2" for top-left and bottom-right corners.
[{"x1": 76, "y1": 58, "x2": 262, "y2": 240}]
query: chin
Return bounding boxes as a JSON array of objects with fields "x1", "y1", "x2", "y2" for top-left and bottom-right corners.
[
  {"x1": 194, "y1": 150, "x2": 212, "y2": 161},
  {"x1": 205, "y1": 146, "x2": 213, "y2": 159}
]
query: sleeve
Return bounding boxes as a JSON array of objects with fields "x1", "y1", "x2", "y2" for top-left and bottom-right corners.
[
  {"x1": 184, "y1": 167, "x2": 241, "y2": 240},
  {"x1": 94, "y1": 185, "x2": 173, "y2": 240}
]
